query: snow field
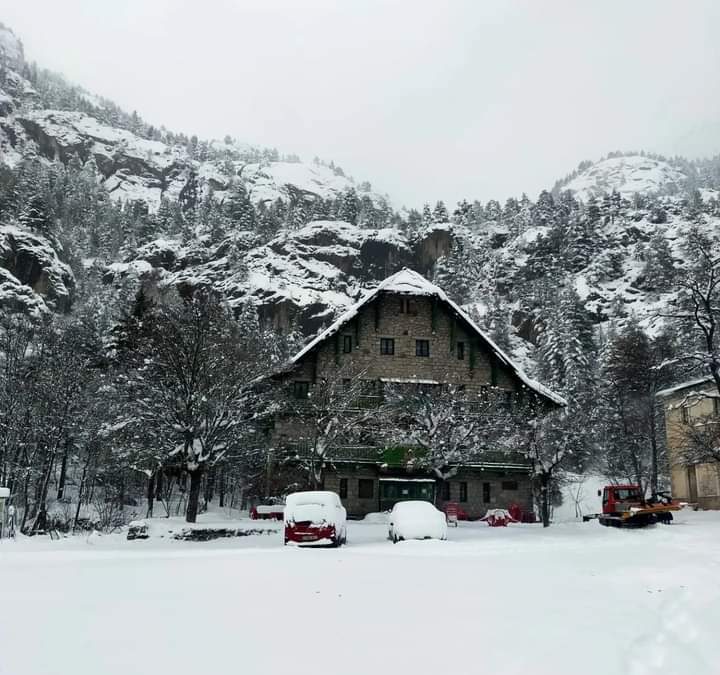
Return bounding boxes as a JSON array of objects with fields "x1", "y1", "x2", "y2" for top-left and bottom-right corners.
[{"x1": 1, "y1": 511, "x2": 719, "y2": 675}]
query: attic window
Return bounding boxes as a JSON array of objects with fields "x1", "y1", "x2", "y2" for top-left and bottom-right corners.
[
  {"x1": 399, "y1": 298, "x2": 412, "y2": 314},
  {"x1": 342, "y1": 335, "x2": 352, "y2": 353}
]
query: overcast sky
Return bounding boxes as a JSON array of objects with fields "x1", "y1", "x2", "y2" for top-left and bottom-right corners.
[{"x1": 3, "y1": 0, "x2": 720, "y2": 208}]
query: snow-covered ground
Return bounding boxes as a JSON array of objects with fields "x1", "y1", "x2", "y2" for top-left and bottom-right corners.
[{"x1": 1, "y1": 510, "x2": 719, "y2": 675}]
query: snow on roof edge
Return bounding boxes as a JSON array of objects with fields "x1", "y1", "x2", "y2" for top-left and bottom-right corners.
[
  {"x1": 289, "y1": 268, "x2": 566, "y2": 407},
  {"x1": 656, "y1": 376, "x2": 714, "y2": 398}
]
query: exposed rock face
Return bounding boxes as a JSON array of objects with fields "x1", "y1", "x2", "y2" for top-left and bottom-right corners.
[
  {"x1": 0, "y1": 225, "x2": 75, "y2": 313},
  {"x1": 103, "y1": 220, "x2": 453, "y2": 333}
]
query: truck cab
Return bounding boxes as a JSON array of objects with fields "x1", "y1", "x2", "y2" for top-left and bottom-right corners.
[{"x1": 601, "y1": 485, "x2": 644, "y2": 515}]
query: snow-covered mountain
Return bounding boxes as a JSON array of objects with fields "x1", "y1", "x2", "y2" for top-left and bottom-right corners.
[
  {"x1": 1, "y1": 21, "x2": 719, "y2": 351},
  {"x1": 562, "y1": 155, "x2": 688, "y2": 202},
  {"x1": 0, "y1": 25, "x2": 388, "y2": 213}
]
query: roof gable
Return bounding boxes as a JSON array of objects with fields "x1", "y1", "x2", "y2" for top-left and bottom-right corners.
[{"x1": 288, "y1": 268, "x2": 565, "y2": 407}]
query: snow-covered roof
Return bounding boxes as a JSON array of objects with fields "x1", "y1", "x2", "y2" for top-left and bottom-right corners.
[
  {"x1": 656, "y1": 376, "x2": 715, "y2": 399},
  {"x1": 289, "y1": 268, "x2": 566, "y2": 407}
]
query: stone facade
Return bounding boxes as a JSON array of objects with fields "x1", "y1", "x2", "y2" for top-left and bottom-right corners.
[
  {"x1": 271, "y1": 270, "x2": 561, "y2": 518},
  {"x1": 322, "y1": 467, "x2": 533, "y2": 520},
  {"x1": 658, "y1": 379, "x2": 720, "y2": 509}
]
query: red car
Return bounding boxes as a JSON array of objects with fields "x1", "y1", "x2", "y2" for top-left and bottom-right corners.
[{"x1": 283, "y1": 491, "x2": 347, "y2": 547}]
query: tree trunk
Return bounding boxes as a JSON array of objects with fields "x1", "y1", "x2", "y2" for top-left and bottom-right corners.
[
  {"x1": 57, "y1": 438, "x2": 71, "y2": 500},
  {"x1": 649, "y1": 405, "x2": 659, "y2": 496},
  {"x1": 185, "y1": 469, "x2": 203, "y2": 523},
  {"x1": 146, "y1": 471, "x2": 156, "y2": 518},
  {"x1": 539, "y1": 473, "x2": 551, "y2": 528},
  {"x1": 218, "y1": 467, "x2": 226, "y2": 508}
]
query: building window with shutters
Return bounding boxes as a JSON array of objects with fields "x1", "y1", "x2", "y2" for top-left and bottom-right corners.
[
  {"x1": 358, "y1": 479, "x2": 374, "y2": 499},
  {"x1": 415, "y1": 339, "x2": 430, "y2": 357},
  {"x1": 380, "y1": 338, "x2": 395, "y2": 355},
  {"x1": 459, "y1": 482, "x2": 468, "y2": 502}
]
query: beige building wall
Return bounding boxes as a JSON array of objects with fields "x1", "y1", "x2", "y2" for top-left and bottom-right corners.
[{"x1": 662, "y1": 383, "x2": 720, "y2": 509}]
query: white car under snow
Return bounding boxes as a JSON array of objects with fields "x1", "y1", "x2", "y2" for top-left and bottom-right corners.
[{"x1": 388, "y1": 501, "x2": 448, "y2": 543}]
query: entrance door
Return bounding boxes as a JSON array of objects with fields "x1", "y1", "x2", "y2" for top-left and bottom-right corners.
[
  {"x1": 379, "y1": 480, "x2": 435, "y2": 512},
  {"x1": 687, "y1": 465, "x2": 699, "y2": 502}
]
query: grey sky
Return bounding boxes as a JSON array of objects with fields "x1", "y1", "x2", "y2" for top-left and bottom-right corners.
[{"x1": 3, "y1": 0, "x2": 720, "y2": 208}]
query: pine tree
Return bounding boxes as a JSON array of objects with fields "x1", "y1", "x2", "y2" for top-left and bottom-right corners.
[
  {"x1": 432, "y1": 200, "x2": 449, "y2": 223},
  {"x1": 641, "y1": 231, "x2": 675, "y2": 292},
  {"x1": 337, "y1": 188, "x2": 359, "y2": 225}
]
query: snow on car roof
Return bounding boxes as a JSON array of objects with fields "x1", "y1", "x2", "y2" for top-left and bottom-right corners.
[
  {"x1": 288, "y1": 268, "x2": 566, "y2": 407},
  {"x1": 285, "y1": 491, "x2": 340, "y2": 506}
]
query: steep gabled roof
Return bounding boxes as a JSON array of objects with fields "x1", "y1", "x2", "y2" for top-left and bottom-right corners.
[{"x1": 290, "y1": 268, "x2": 566, "y2": 407}]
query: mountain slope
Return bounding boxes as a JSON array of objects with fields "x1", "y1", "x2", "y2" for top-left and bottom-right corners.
[{"x1": 562, "y1": 155, "x2": 688, "y2": 201}]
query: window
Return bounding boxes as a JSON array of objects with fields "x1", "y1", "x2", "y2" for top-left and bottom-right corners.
[
  {"x1": 339, "y1": 478, "x2": 348, "y2": 500},
  {"x1": 502, "y1": 480, "x2": 518, "y2": 491},
  {"x1": 399, "y1": 298, "x2": 411, "y2": 314},
  {"x1": 459, "y1": 482, "x2": 468, "y2": 503},
  {"x1": 293, "y1": 381, "x2": 309, "y2": 399},
  {"x1": 714, "y1": 398, "x2": 720, "y2": 416},
  {"x1": 358, "y1": 479, "x2": 374, "y2": 499},
  {"x1": 681, "y1": 406, "x2": 690, "y2": 424},
  {"x1": 380, "y1": 338, "x2": 395, "y2": 355},
  {"x1": 415, "y1": 339, "x2": 430, "y2": 357},
  {"x1": 342, "y1": 335, "x2": 352, "y2": 353},
  {"x1": 483, "y1": 482, "x2": 491, "y2": 503},
  {"x1": 441, "y1": 481, "x2": 450, "y2": 501},
  {"x1": 457, "y1": 341, "x2": 465, "y2": 360}
]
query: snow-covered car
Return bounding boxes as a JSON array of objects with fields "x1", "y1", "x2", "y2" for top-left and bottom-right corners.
[
  {"x1": 284, "y1": 491, "x2": 347, "y2": 547},
  {"x1": 388, "y1": 501, "x2": 448, "y2": 543}
]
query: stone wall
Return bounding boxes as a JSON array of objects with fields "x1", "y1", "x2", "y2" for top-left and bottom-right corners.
[
  {"x1": 322, "y1": 466, "x2": 532, "y2": 519},
  {"x1": 284, "y1": 292, "x2": 517, "y2": 397}
]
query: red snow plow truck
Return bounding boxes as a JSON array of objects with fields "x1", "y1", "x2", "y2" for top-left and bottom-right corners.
[{"x1": 583, "y1": 484, "x2": 680, "y2": 528}]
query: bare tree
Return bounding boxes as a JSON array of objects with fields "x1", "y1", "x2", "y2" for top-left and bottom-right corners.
[
  {"x1": 514, "y1": 410, "x2": 587, "y2": 527},
  {"x1": 284, "y1": 369, "x2": 379, "y2": 488},
  {"x1": 120, "y1": 292, "x2": 271, "y2": 522},
  {"x1": 384, "y1": 384, "x2": 515, "y2": 481}
]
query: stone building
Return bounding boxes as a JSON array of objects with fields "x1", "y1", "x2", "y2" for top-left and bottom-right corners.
[
  {"x1": 271, "y1": 268, "x2": 564, "y2": 518},
  {"x1": 657, "y1": 376, "x2": 720, "y2": 509}
]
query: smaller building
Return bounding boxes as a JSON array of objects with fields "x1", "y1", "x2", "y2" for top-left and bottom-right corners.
[{"x1": 657, "y1": 376, "x2": 720, "y2": 509}]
